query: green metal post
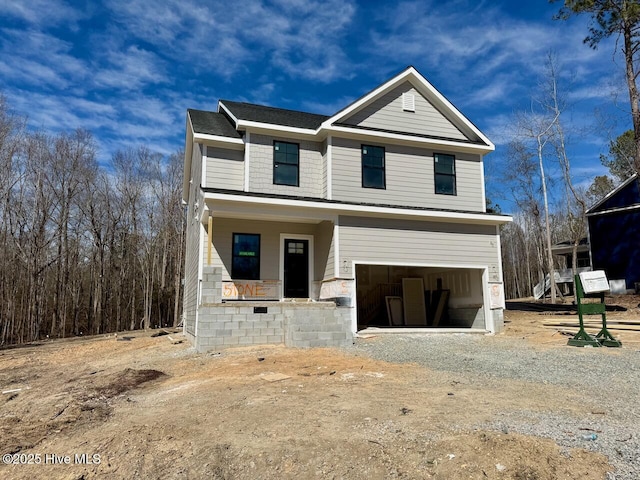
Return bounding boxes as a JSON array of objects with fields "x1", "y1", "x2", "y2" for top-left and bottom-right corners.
[
  {"x1": 595, "y1": 291, "x2": 622, "y2": 347},
  {"x1": 567, "y1": 275, "x2": 601, "y2": 347}
]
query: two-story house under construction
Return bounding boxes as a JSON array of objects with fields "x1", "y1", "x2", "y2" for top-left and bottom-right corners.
[{"x1": 182, "y1": 66, "x2": 512, "y2": 352}]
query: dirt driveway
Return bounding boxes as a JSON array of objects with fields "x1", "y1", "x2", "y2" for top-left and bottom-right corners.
[{"x1": 1, "y1": 305, "x2": 638, "y2": 479}]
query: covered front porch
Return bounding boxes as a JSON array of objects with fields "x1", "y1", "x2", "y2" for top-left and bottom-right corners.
[
  {"x1": 201, "y1": 195, "x2": 341, "y2": 303},
  {"x1": 185, "y1": 197, "x2": 354, "y2": 351}
]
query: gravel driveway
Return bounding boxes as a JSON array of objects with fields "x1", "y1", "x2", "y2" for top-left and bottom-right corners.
[{"x1": 347, "y1": 334, "x2": 640, "y2": 480}]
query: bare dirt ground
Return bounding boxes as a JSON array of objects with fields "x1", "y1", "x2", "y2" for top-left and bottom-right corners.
[{"x1": 1, "y1": 298, "x2": 639, "y2": 480}]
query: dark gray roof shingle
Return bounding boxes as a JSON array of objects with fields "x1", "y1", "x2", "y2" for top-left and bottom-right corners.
[
  {"x1": 188, "y1": 109, "x2": 241, "y2": 138},
  {"x1": 220, "y1": 100, "x2": 329, "y2": 130}
]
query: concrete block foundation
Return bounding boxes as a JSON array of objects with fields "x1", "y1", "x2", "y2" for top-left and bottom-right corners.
[{"x1": 190, "y1": 267, "x2": 354, "y2": 352}]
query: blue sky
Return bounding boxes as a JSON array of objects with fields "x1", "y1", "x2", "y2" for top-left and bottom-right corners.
[{"x1": 0, "y1": 0, "x2": 631, "y2": 213}]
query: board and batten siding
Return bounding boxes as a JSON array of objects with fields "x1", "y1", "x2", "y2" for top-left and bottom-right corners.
[
  {"x1": 343, "y1": 82, "x2": 470, "y2": 141},
  {"x1": 337, "y1": 216, "x2": 499, "y2": 278},
  {"x1": 248, "y1": 133, "x2": 324, "y2": 198},
  {"x1": 207, "y1": 218, "x2": 332, "y2": 284},
  {"x1": 331, "y1": 137, "x2": 484, "y2": 212},
  {"x1": 183, "y1": 144, "x2": 204, "y2": 335},
  {"x1": 205, "y1": 146, "x2": 244, "y2": 191}
]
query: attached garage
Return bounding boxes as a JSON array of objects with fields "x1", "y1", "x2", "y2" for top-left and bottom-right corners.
[
  {"x1": 356, "y1": 264, "x2": 487, "y2": 330},
  {"x1": 336, "y1": 215, "x2": 504, "y2": 334}
]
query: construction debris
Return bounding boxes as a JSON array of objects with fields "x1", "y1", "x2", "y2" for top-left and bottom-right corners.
[{"x1": 260, "y1": 373, "x2": 291, "y2": 382}]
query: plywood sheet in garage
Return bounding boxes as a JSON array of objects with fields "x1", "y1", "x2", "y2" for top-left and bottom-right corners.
[{"x1": 402, "y1": 278, "x2": 427, "y2": 326}]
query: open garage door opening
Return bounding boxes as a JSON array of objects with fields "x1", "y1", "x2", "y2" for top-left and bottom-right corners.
[{"x1": 356, "y1": 264, "x2": 486, "y2": 330}]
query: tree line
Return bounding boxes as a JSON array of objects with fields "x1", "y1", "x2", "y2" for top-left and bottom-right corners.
[{"x1": 0, "y1": 97, "x2": 184, "y2": 346}]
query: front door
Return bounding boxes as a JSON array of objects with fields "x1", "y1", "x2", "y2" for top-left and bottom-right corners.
[{"x1": 284, "y1": 239, "x2": 309, "y2": 298}]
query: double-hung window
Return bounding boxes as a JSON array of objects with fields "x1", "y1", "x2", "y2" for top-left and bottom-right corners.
[
  {"x1": 232, "y1": 233, "x2": 260, "y2": 280},
  {"x1": 434, "y1": 153, "x2": 456, "y2": 195},
  {"x1": 274, "y1": 141, "x2": 299, "y2": 186},
  {"x1": 362, "y1": 145, "x2": 385, "y2": 189}
]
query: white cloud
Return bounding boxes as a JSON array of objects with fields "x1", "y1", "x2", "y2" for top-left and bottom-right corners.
[
  {"x1": 93, "y1": 46, "x2": 167, "y2": 90},
  {"x1": 122, "y1": 95, "x2": 177, "y2": 127},
  {"x1": 0, "y1": 0, "x2": 85, "y2": 27},
  {"x1": 6, "y1": 90, "x2": 117, "y2": 132},
  {"x1": 103, "y1": 0, "x2": 357, "y2": 83},
  {"x1": 365, "y1": 0, "x2": 619, "y2": 112},
  {"x1": 0, "y1": 29, "x2": 88, "y2": 89}
]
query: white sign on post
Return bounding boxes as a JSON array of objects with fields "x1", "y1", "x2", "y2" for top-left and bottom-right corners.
[{"x1": 579, "y1": 270, "x2": 610, "y2": 294}]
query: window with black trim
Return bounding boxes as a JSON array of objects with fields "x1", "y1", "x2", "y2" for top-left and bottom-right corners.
[
  {"x1": 273, "y1": 141, "x2": 299, "y2": 186},
  {"x1": 434, "y1": 153, "x2": 456, "y2": 195},
  {"x1": 232, "y1": 233, "x2": 260, "y2": 280},
  {"x1": 362, "y1": 145, "x2": 385, "y2": 189}
]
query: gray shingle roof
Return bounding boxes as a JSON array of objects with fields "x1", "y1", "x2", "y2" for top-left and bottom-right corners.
[
  {"x1": 188, "y1": 109, "x2": 241, "y2": 138},
  {"x1": 220, "y1": 100, "x2": 329, "y2": 130}
]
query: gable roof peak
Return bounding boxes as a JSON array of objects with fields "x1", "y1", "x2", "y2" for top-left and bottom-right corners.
[{"x1": 322, "y1": 65, "x2": 494, "y2": 150}]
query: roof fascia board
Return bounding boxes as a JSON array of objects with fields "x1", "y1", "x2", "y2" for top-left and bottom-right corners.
[
  {"x1": 586, "y1": 202, "x2": 640, "y2": 217},
  {"x1": 193, "y1": 132, "x2": 245, "y2": 150},
  {"x1": 585, "y1": 173, "x2": 638, "y2": 214},
  {"x1": 218, "y1": 101, "x2": 239, "y2": 128},
  {"x1": 238, "y1": 121, "x2": 489, "y2": 152},
  {"x1": 203, "y1": 191, "x2": 512, "y2": 226},
  {"x1": 238, "y1": 120, "x2": 317, "y2": 136},
  {"x1": 326, "y1": 125, "x2": 494, "y2": 154},
  {"x1": 322, "y1": 68, "x2": 414, "y2": 127},
  {"x1": 183, "y1": 114, "x2": 195, "y2": 203},
  {"x1": 218, "y1": 100, "x2": 320, "y2": 137}
]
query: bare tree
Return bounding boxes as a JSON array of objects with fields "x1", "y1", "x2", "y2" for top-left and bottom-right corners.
[
  {"x1": 544, "y1": 56, "x2": 588, "y2": 294},
  {"x1": 555, "y1": 0, "x2": 640, "y2": 175},
  {"x1": 511, "y1": 103, "x2": 560, "y2": 302}
]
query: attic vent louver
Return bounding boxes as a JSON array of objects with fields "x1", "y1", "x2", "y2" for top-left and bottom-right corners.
[{"x1": 402, "y1": 92, "x2": 415, "y2": 112}]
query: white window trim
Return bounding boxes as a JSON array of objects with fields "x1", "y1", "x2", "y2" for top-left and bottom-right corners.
[
  {"x1": 201, "y1": 145, "x2": 207, "y2": 189},
  {"x1": 327, "y1": 136, "x2": 333, "y2": 200},
  {"x1": 244, "y1": 131, "x2": 251, "y2": 192},
  {"x1": 333, "y1": 218, "x2": 340, "y2": 279}
]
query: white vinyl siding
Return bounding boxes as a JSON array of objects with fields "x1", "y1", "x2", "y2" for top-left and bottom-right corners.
[
  {"x1": 343, "y1": 82, "x2": 469, "y2": 141},
  {"x1": 248, "y1": 133, "x2": 324, "y2": 198},
  {"x1": 183, "y1": 144, "x2": 204, "y2": 335},
  {"x1": 331, "y1": 137, "x2": 484, "y2": 211},
  {"x1": 338, "y1": 216, "x2": 499, "y2": 278},
  {"x1": 205, "y1": 146, "x2": 244, "y2": 191}
]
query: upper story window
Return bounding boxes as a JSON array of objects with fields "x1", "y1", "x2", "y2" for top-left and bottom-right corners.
[
  {"x1": 274, "y1": 141, "x2": 299, "y2": 186},
  {"x1": 362, "y1": 145, "x2": 385, "y2": 189},
  {"x1": 434, "y1": 153, "x2": 456, "y2": 195},
  {"x1": 232, "y1": 233, "x2": 260, "y2": 280}
]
